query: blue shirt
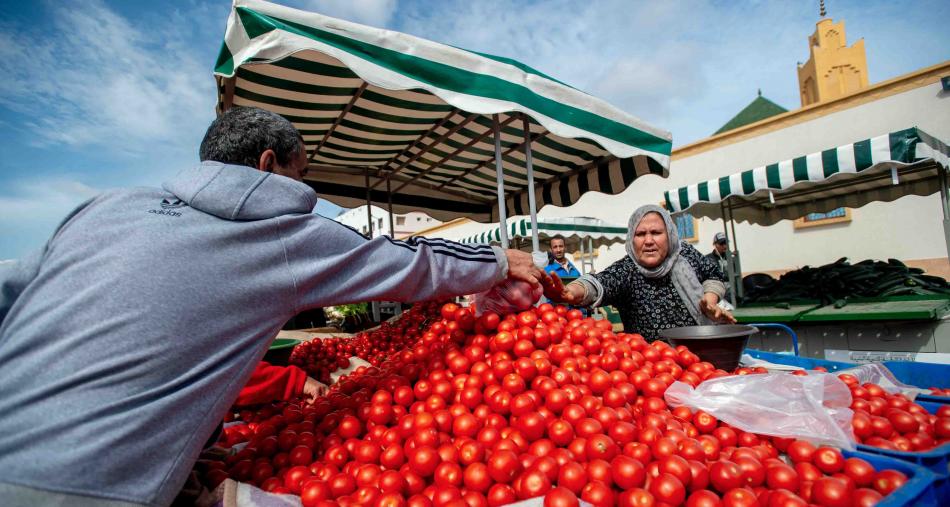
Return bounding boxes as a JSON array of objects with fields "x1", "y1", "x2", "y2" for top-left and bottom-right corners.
[{"x1": 545, "y1": 259, "x2": 580, "y2": 278}]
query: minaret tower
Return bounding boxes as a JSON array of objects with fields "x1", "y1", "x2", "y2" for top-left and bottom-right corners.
[{"x1": 796, "y1": 1, "x2": 869, "y2": 106}]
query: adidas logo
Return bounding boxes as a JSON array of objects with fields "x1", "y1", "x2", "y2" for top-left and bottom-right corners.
[
  {"x1": 148, "y1": 197, "x2": 187, "y2": 217},
  {"x1": 161, "y1": 198, "x2": 186, "y2": 209}
]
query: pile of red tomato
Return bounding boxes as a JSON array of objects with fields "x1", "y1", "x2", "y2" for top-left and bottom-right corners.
[
  {"x1": 291, "y1": 339, "x2": 357, "y2": 385},
  {"x1": 291, "y1": 302, "x2": 444, "y2": 383},
  {"x1": 198, "y1": 303, "x2": 920, "y2": 507},
  {"x1": 839, "y1": 374, "x2": 950, "y2": 452}
]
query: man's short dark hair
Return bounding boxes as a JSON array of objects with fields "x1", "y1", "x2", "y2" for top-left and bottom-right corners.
[
  {"x1": 199, "y1": 106, "x2": 305, "y2": 169},
  {"x1": 549, "y1": 234, "x2": 566, "y2": 245}
]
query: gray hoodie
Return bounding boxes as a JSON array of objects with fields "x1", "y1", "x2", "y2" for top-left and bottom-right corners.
[{"x1": 0, "y1": 161, "x2": 506, "y2": 506}]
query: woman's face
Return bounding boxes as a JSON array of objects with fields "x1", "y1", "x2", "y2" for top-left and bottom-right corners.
[{"x1": 633, "y1": 212, "x2": 669, "y2": 268}]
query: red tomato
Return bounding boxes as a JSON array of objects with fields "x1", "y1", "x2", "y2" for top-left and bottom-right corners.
[
  {"x1": 686, "y1": 489, "x2": 722, "y2": 507},
  {"x1": 517, "y1": 469, "x2": 553, "y2": 499},
  {"x1": 812, "y1": 447, "x2": 844, "y2": 474},
  {"x1": 586, "y1": 434, "x2": 619, "y2": 461},
  {"x1": 557, "y1": 461, "x2": 588, "y2": 493},
  {"x1": 283, "y1": 465, "x2": 313, "y2": 494},
  {"x1": 713, "y1": 427, "x2": 738, "y2": 448},
  {"x1": 547, "y1": 419, "x2": 575, "y2": 447},
  {"x1": 580, "y1": 480, "x2": 615, "y2": 507},
  {"x1": 709, "y1": 460, "x2": 744, "y2": 493},
  {"x1": 659, "y1": 455, "x2": 693, "y2": 487},
  {"x1": 843, "y1": 457, "x2": 876, "y2": 487},
  {"x1": 434, "y1": 461, "x2": 463, "y2": 488},
  {"x1": 693, "y1": 410, "x2": 718, "y2": 434},
  {"x1": 649, "y1": 473, "x2": 686, "y2": 505},
  {"x1": 886, "y1": 408, "x2": 920, "y2": 434},
  {"x1": 487, "y1": 450, "x2": 521, "y2": 484},
  {"x1": 765, "y1": 464, "x2": 799, "y2": 491},
  {"x1": 543, "y1": 487, "x2": 579, "y2": 507},
  {"x1": 408, "y1": 446, "x2": 441, "y2": 477},
  {"x1": 299, "y1": 479, "x2": 330, "y2": 507},
  {"x1": 721, "y1": 487, "x2": 758, "y2": 507},
  {"x1": 811, "y1": 477, "x2": 851, "y2": 507},
  {"x1": 441, "y1": 303, "x2": 460, "y2": 320},
  {"x1": 733, "y1": 456, "x2": 765, "y2": 487},
  {"x1": 785, "y1": 440, "x2": 816, "y2": 464},
  {"x1": 871, "y1": 469, "x2": 907, "y2": 495},
  {"x1": 610, "y1": 455, "x2": 646, "y2": 489},
  {"x1": 328, "y1": 473, "x2": 357, "y2": 497},
  {"x1": 851, "y1": 488, "x2": 883, "y2": 507}
]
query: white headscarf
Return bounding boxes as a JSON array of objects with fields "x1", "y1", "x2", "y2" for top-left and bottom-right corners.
[{"x1": 626, "y1": 204, "x2": 713, "y2": 326}]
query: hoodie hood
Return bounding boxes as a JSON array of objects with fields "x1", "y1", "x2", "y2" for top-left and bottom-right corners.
[{"x1": 163, "y1": 161, "x2": 318, "y2": 220}]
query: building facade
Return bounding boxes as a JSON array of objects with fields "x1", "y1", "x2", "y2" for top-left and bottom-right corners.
[{"x1": 335, "y1": 205, "x2": 441, "y2": 238}]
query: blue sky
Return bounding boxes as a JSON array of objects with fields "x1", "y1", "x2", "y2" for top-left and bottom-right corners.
[{"x1": 1, "y1": 0, "x2": 948, "y2": 260}]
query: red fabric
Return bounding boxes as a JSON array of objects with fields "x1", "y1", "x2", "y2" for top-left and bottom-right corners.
[{"x1": 235, "y1": 362, "x2": 308, "y2": 406}]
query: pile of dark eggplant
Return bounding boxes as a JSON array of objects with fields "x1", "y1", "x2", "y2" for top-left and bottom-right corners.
[{"x1": 742, "y1": 258, "x2": 950, "y2": 304}]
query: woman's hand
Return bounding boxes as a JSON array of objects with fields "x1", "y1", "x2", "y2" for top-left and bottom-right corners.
[
  {"x1": 543, "y1": 274, "x2": 586, "y2": 305},
  {"x1": 699, "y1": 292, "x2": 736, "y2": 324}
]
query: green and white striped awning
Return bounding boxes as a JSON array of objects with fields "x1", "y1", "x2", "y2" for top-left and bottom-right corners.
[
  {"x1": 664, "y1": 127, "x2": 950, "y2": 225},
  {"x1": 457, "y1": 216, "x2": 627, "y2": 252},
  {"x1": 214, "y1": 0, "x2": 672, "y2": 222}
]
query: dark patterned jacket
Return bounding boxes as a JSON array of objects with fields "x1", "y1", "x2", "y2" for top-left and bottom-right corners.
[{"x1": 592, "y1": 242, "x2": 725, "y2": 341}]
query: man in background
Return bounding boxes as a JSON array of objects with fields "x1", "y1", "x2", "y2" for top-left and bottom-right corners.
[
  {"x1": 706, "y1": 232, "x2": 734, "y2": 303},
  {"x1": 545, "y1": 234, "x2": 581, "y2": 278}
]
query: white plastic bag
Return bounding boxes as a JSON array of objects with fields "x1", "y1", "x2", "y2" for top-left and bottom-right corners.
[
  {"x1": 473, "y1": 279, "x2": 543, "y2": 317},
  {"x1": 665, "y1": 372, "x2": 857, "y2": 449},
  {"x1": 835, "y1": 363, "x2": 925, "y2": 400},
  {"x1": 472, "y1": 251, "x2": 547, "y2": 317},
  {"x1": 205, "y1": 479, "x2": 302, "y2": 507}
]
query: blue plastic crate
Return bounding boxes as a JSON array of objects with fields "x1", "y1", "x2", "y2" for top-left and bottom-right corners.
[
  {"x1": 745, "y1": 349, "x2": 949, "y2": 403},
  {"x1": 744, "y1": 348, "x2": 855, "y2": 371},
  {"x1": 856, "y1": 400, "x2": 950, "y2": 500},
  {"x1": 880, "y1": 361, "x2": 950, "y2": 404},
  {"x1": 843, "y1": 448, "x2": 942, "y2": 506}
]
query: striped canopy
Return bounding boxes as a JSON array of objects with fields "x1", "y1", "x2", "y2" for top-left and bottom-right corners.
[
  {"x1": 214, "y1": 0, "x2": 672, "y2": 222},
  {"x1": 664, "y1": 128, "x2": 950, "y2": 225},
  {"x1": 458, "y1": 216, "x2": 627, "y2": 252}
]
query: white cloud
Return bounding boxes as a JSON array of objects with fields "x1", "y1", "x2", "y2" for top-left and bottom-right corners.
[
  {"x1": 302, "y1": 0, "x2": 398, "y2": 27},
  {"x1": 0, "y1": 0, "x2": 216, "y2": 156},
  {"x1": 0, "y1": 177, "x2": 105, "y2": 257},
  {"x1": 0, "y1": 177, "x2": 100, "y2": 221}
]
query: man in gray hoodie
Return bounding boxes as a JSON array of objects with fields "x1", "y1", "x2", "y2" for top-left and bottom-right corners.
[{"x1": 0, "y1": 106, "x2": 545, "y2": 507}]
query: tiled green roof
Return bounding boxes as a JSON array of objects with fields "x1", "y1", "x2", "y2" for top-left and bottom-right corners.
[{"x1": 714, "y1": 92, "x2": 789, "y2": 135}]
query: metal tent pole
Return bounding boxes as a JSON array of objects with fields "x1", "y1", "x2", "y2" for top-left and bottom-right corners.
[
  {"x1": 386, "y1": 177, "x2": 395, "y2": 237},
  {"x1": 721, "y1": 202, "x2": 737, "y2": 306},
  {"x1": 492, "y1": 114, "x2": 510, "y2": 249},
  {"x1": 385, "y1": 178, "x2": 401, "y2": 315},
  {"x1": 522, "y1": 115, "x2": 540, "y2": 252},
  {"x1": 728, "y1": 201, "x2": 744, "y2": 300},
  {"x1": 588, "y1": 237, "x2": 595, "y2": 274},
  {"x1": 940, "y1": 169, "x2": 950, "y2": 258},
  {"x1": 365, "y1": 169, "x2": 380, "y2": 322}
]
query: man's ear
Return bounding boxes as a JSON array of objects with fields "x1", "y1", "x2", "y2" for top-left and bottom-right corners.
[{"x1": 257, "y1": 149, "x2": 277, "y2": 172}]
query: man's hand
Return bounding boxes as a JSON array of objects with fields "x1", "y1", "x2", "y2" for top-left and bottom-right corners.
[
  {"x1": 302, "y1": 377, "x2": 328, "y2": 403},
  {"x1": 699, "y1": 293, "x2": 737, "y2": 324},
  {"x1": 504, "y1": 249, "x2": 549, "y2": 288}
]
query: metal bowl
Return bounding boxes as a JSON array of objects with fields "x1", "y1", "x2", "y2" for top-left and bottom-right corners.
[{"x1": 658, "y1": 325, "x2": 759, "y2": 372}]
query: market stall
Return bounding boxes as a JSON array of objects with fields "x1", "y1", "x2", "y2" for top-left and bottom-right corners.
[
  {"x1": 456, "y1": 216, "x2": 627, "y2": 273},
  {"x1": 194, "y1": 5, "x2": 949, "y2": 507},
  {"x1": 663, "y1": 127, "x2": 950, "y2": 361},
  {"x1": 214, "y1": 0, "x2": 672, "y2": 252}
]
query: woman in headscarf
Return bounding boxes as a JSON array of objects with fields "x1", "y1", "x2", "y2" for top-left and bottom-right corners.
[{"x1": 546, "y1": 204, "x2": 735, "y2": 341}]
